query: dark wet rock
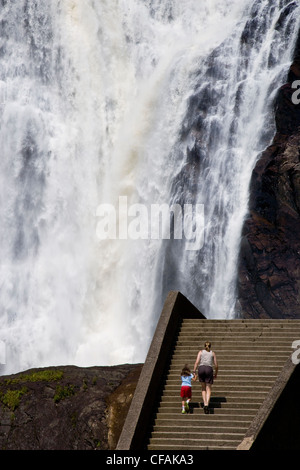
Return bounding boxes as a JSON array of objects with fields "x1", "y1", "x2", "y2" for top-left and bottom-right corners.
[
  {"x1": 238, "y1": 31, "x2": 300, "y2": 319},
  {"x1": 0, "y1": 364, "x2": 142, "y2": 450}
]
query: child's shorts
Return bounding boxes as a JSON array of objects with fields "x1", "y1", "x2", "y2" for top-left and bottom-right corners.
[{"x1": 180, "y1": 386, "x2": 192, "y2": 399}]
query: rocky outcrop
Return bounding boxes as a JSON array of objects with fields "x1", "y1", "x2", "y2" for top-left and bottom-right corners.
[
  {"x1": 0, "y1": 364, "x2": 142, "y2": 450},
  {"x1": 238, "y1": 31, "x2": 300, "y2": 319}
]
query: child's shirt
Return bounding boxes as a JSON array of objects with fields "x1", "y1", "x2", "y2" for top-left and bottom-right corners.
[{"x1": 181, "y1": 373, "x2": 194, "y2": 387}]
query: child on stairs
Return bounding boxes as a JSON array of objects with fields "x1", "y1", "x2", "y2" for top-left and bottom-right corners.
[{"x1": 180, "y1": 364, "x2": 196, "y2": 413}]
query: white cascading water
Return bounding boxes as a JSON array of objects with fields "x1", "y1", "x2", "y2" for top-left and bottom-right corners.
[{"x1": 0, "y1": 0, "x2": 299, "y2": 374}]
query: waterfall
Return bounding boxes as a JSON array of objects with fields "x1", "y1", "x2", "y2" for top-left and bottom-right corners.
[
  {"x1": 158, "y1": 0, "x2": 300, "y2": 320},
  {"x1": 0, "y1": 0, "x2": 299, "y2": 374}
]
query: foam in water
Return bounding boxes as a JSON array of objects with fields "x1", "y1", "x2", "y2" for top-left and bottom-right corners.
[{"x1": 0, "y1": 0, "x2": 299, "y2": 374}]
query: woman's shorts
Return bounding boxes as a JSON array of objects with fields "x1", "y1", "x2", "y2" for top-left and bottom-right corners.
[
  {"x1": 180, "y1": 386, "x2": 192, "y2": 399},
  {"x1": 198, "y1": 365, "x2": 214, "y2": 384}
]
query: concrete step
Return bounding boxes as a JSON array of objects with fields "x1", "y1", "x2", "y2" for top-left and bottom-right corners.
[
  {"x1": 173, "y1": 351, "x2": 290, "y2": 358},
  {"x1": 158, "y1": 403, "x2": 265, "y2": 412},
  {"x1": 168, "y1": 363, "x2": 285, "y2": 371},
  {"x1": 175, "y1": 340, "x2": 296, "y2": 348},
  {"x1": 170, "y1": 355, "x2": 289, "y2": 372},
  {"x1": 180, "y1": 319, "x2": 300, "y2": 327},
  {"x1": 176, "y1": 340, "x2": 297, "y2": 346},
  {"x1": 157, "y1": 401, "x2": 262, "y2": 411},
  {"x1": 179, "y1": 323, "x2": 300, "y2": 329},
  {"x1": 154, "y1": 408, "x2": 258, "y2": 418},
  {"x1": 178, "y1": 325, "x2": 299, "y2": 331},
  {"x1": 150, "y1": 431, "x2": 245, "y2": 442},
  {"x1": 154, "y1": 416, "x2": 256, "y2": 427},
  {"x1": 170, "y1": 356, "x2": 289, "y2": 364},
  {"x1": 153, "y1": 419, "x2": 250, "y2": 429},
  {"x1": 168, "y1": 370, "x2": 279, "y2": 377},
  {"x1": 161, "y1": 389, "x2": 266, "y2": 396},
  {"x1": 148, "y1": 444, "x2": 239, "y2": 450},
  {"x1": 162, "y1": 385, "x2": 272, "y2": 394},
  {"x1": 173, "y1": 376, "x2": 278, "y2": 383},
  {"x1": 178, "y1": 324, "x2": 300, "y2": 333},
  {"x1": 148, "y1": 436, "x2": 243, "y2": 449},
  {"x1": 174, "y1": 344, "x2": 293, "y2": 351},
  {"x1": 178, "y1": 326, "x2": 299, "y2": 333}
]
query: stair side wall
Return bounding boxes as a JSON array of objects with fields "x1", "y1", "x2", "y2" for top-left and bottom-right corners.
[
  {"x1": 116, "y1": 291, "x2": 205, "y2": 450},
  {"x1": 250, "y1": 363, "x2": 300, "y2": 450}
]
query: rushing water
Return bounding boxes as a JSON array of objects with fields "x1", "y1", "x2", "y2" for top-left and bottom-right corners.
[{"x1": 0, "y1": 0, "x2": 299, "y2": 374}]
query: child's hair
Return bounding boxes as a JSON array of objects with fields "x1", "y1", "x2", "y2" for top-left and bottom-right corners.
[
  {"x1": 204, "y1": 341, "x2": 211, "y2": 351},
  {"x1": 181, "y1": 364, "x2": 192, "y2": 376}
]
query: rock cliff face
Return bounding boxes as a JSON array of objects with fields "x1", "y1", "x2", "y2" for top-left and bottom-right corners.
[
  {"x1": 238, "y1": 31, "x2": 300, "y2": 319},
  {"x1": 0, "y1": 364, "x2": 142, "y2": 450}
]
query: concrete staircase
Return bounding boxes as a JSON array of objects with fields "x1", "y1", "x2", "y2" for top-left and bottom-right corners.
[{"x1": 147, "y1": 318, "x2": 300, "y2": 450}]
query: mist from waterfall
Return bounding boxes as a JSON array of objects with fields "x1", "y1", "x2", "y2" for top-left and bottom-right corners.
[{"x1": 0, "y1": 0, "x2": 299, "y2": 374}]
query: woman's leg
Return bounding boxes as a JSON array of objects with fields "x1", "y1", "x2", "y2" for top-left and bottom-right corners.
[
  {"x1": 206, "y1": 384, "x2": 212, "y2": 407},
  {"x1": 201, "y1": 382, "x2": 212, "y2": 410},
  {"x1": 201, "y1": 382, "x2": 207, "y2": 406}
]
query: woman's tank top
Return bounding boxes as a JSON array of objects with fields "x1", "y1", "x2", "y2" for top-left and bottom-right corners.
[{"x1": 200, "y1": 349, "x2": 213, "y2": 367}]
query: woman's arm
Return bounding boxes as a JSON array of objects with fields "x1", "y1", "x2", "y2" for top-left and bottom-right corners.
[
  {"x1": 213, "y1": 352, "x2": 218, "y2": 378},
  {"x1": 193, "y1": 351, "x2": 202, "y2": 374}
]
